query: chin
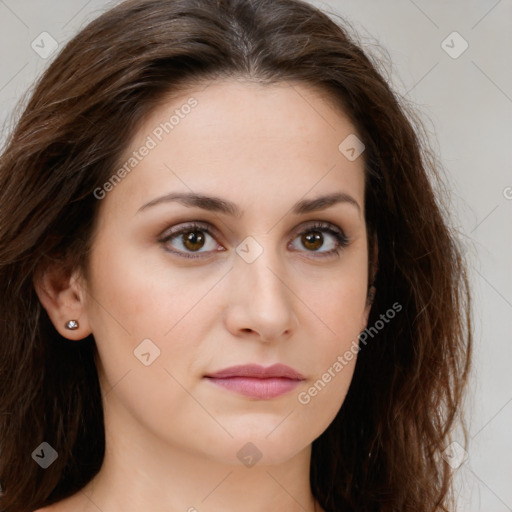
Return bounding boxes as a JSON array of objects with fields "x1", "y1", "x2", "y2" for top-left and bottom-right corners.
[{"x1": 210, "y1": 430, "x2": 311, "y2": 467}]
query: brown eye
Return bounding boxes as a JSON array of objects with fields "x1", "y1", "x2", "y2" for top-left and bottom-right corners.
[
  {"x1": 160, "y1": 222, "x2": 220, "y2": 258},
  {"x1": 182, "y1": 230, "x2": 206, "y2": 251},
  {"x1": 290, "y1": 222, "x2": 349, "y2": 258},
  {"x1": 301, "y1": 231, "x2": 324, "y2": 251}
]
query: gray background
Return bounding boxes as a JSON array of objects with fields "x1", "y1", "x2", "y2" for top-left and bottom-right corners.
[{"x1": 1, "y1": 0, "x2": 511, "y2": 510}]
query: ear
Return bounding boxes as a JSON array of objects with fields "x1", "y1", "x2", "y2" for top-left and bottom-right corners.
[
  {"x1": 362, "y1": 234, "x2": 379, "y2": 328},
  {"x1": 33, "y1": 260, "x2": 92, "y2": 340}
]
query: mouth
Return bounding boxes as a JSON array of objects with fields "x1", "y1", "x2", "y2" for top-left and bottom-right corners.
[{"x1": 203, "y1": 363, "x2": 305, "y2": 400}]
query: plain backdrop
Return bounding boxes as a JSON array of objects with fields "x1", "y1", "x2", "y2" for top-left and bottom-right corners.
[{"x1": 0, "y1": 1, "x2": 511, "y2": 510}]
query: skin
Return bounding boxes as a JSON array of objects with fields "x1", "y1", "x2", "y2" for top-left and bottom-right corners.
[{"x1": 35, "y1": 78, "x2": 372, "y2": 512}]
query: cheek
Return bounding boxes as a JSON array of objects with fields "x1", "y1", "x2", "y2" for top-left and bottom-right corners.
[
  {"x1": 292, "y1": 260, "x2": 367, "y2": 410},
  {"x1": 86, "y1": 244, "x2": 215, "y2": 440},
  {"x1": 85, "y1": 234, "x2": 215, "y2": 339},
  {"x1": 295, "y1": 260, "x2": 369, "y2": 342},
  {"x1": 84, "y1": 240, "x2": 200, "y2": 389},
  {"x1": 294, "y1": 284, "x2": 363, "y2": 426}
]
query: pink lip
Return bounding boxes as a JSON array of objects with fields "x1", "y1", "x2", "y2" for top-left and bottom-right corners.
[{"x1": 204, "y1": 364, "x2": 305, "y2": 400}]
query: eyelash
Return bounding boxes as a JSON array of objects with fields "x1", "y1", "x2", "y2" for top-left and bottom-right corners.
[{"x1": 158, "y1": 221, "x2": 349, "y2": 260}]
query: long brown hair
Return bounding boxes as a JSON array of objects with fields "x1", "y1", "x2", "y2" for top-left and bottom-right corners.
[{"x1": 0, "y1": 0, "x2": 471, "y2": 510}]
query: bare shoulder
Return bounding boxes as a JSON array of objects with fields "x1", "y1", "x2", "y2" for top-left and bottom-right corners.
[
  {"x1": 33, "y1": 505, "x2": 73, "y2": 512},
  {"x1": 33, "y1": 496, "x2": 84, "y2": 512},
  {"x1": 33, "y1": 505, "x2": 61, "y2": 512}
]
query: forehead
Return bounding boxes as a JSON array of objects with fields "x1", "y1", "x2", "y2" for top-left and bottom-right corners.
[{"x1": 107, "y1": 78, "x2": 365, "y2": 216}]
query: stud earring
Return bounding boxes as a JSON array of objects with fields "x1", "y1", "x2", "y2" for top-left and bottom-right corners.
[{"x1": 65, "y1": 320, "x2": 79, "y2": 330}]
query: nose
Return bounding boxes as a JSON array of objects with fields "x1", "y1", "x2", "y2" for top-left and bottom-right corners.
[{"x1": 223, "y1": 243, "x2": 298, "y2": 343}]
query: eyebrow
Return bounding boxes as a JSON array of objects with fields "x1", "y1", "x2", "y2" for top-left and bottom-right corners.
[{"x1": 137, "y1": 191, "x2": 361, "y2": 216}]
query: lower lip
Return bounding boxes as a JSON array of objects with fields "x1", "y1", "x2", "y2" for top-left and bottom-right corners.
[{"x1": 205, "y1": 377, "x2": 302, "y2": 399}]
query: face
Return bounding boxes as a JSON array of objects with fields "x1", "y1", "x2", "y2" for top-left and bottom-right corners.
[{"x1": 80, "y1": 79, "x2": 370, "y2": 465}]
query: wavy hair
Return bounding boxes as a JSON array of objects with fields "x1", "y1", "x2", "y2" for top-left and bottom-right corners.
[{"x1": 0, "y1": 0, "x2": 471, "y2": 510}]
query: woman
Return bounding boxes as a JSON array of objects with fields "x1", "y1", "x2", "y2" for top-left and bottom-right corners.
[{"x1": 0, "y1": 0, "x2": 472, "y2": 511}]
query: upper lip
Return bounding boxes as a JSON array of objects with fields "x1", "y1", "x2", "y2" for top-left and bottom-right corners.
[{"x1": 205, "y1": 363, "x2": 305, "y2": 380}]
